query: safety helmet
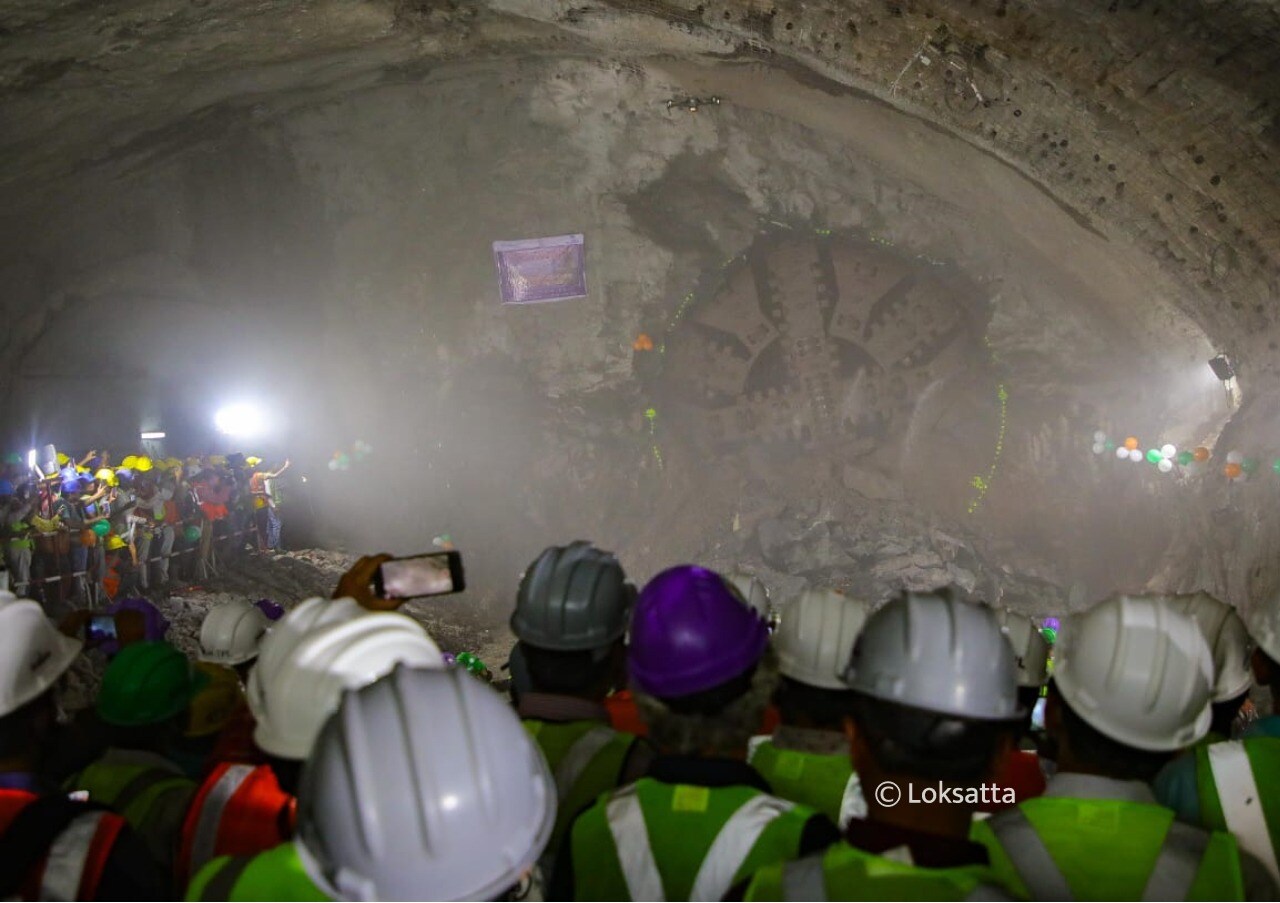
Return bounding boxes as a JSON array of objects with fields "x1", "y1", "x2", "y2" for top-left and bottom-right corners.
[
  {"x1": 106, "y1": 535, "x2": 127, "y2": 551},
  {"x1": 134, "y1": 456, "x2": 153, "y2": 473},
  {"x1": 99, "y1": 597, "x2": 169, "y2": 656},
  {"x1": 0, "y1": 594, "x2": 83, "y2": 717},
  {"x1": 993, "y1": 608, "x2": 1050, "y2": 688},
  {"x1": 61, "y1": 478, "x2": 82, "y2": 495},
  {"x1": 298, "y1": 665, "x2": 556, "y2": 902},
  {"x1": 843, "y1": 591, "x2": 1021, "y2": 721},
  {"x1": 93, "y1": 468, "x2": 115, "y2": 486},
  {"x1": 115, "y1": 468, "x2": 133, "y2": 482},
  {"x1": 120, "y1": 455, "x2": 139, "y2": 469},
  {"x1": 725, "y1": 573, "x2": 772, "y2": 620},
  {"x1": 248, "y1": 611, "x2": 445, "y2": 760},
  {"x1": 629, "y1": 565, "x2": 769, "y2": 699},
  {"x1": 185, "y1": 662, "x2": 245, "y2": 738},
  {"x1": 1054, "y1": 595, "x2": 1213, "y2": 752},
  {"x1": 97, "y1": 642, "x2": 208, "y2": 726},
  {"x1": 245, "y1": 456, "x2": 262, "y2": 466},
  {"x1": 775, "y1": 588, "x2": 870, "y2": 690},
  {"x1": 0, "y1": 480, "x2": 13, "y2": 496},
  {"x1": 199, "y1": 600, "x2": 270, "y2": 666},
  {"x1": 510, "y1": 541, "x2": 634, "y2": 653},
  {"x1": 1165, "y1": 592, "x2": 1253, "y2": 702},
  {"x1": 1250, "y1": 590, "x2": 1280, "y2": 665},
  {"x1": 56, "y1": 452, "x2": 69, "y2": 466}
]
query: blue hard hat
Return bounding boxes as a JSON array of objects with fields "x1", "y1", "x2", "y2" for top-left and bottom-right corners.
[
  {"x1": 0, "y1": 480, "x2": 13, "y2": 496},
  {"x1": 62, "y1": 478, "x2": 83, "y2": 494}
]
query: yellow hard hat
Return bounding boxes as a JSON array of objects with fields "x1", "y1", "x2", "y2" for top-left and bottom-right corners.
[
  {"x1": 95, "y1": 468, "x2": 117, "y2": 486},
  {"x1": 106, "y1": 535, "x2": 128, "y2": 551},
  {"x1": 184, "y1": 662, "x2": 245, "y2": 738},
  {"x1": 56, "y1": 452, "x2": 70, "y2": 466},
  {"x1": 121, "y1": 455, "x2": 139, "y2": 469},
  {"x1": 245, "y1": 456, "x2": 262, "y2": 467},
  {"x1": 135, "y1": 456, "x2": 153, "y2": 473}
]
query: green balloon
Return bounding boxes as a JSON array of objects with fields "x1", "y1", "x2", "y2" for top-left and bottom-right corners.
[
  {"x1": 1273, "y1": 459, "x2": 1280, "y2": 475},
  {"x1": 1145, "y1": 449, "x2": 1162, "y2": 464},
  {"x1": 1104, "y1": 440, "x2": 1117, "y2": 451},
  {"x1": 92, "y1": 520, "x2": 110, "y2": 537},
  {"x1": 184, "y1": 524, "x2": 202, "y2": 542},
  {"x1": 1176, "y1": 451, "x2": 1193, "y2": 466},
  {"x1": 1041, "y1": 627, "x2": 1058, "y2": 645},
  {"x1": 1242, "y1": 458, "x2": 1259, "y2": 474}
]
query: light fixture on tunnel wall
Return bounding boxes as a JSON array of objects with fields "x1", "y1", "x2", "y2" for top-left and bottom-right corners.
[
  {"x1": 140, "y1": 431, "x2": 166, "y2": 440},
  {"x1": 1208, "y1": 353, "x2": 1235, "y2": 382},
  {"x1": 214, "y1": 403, "x2": 267, "y2": 438}
]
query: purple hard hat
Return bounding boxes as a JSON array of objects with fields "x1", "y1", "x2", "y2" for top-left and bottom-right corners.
[
  {"x1": 100, "y1": 597, "x2": 170, "y2": 656},
  {"x1": 629, "y1": 565, "x2": 769, "y2": 699},
  {"x1": 254, "y1": 598, "x2": 285, "y2": 621}
]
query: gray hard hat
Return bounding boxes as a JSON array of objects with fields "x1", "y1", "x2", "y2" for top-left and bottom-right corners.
[
  {"x1": 510, "y1": 541, "x2": 634, "y2": 653},
  {"x1": 298, "y1": 665, "x2": 556, "y2": 901},
  {"x1": 842, "y1": 590, "x2": 1022, "y2": 721}
]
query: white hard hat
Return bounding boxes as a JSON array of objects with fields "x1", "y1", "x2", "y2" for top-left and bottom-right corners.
[
  {"x1": 298, "y1": 665, "x2": 556, "y2": 901},
  {"x1": 1054, "y1": 595, "x2": 1213, "y2": 752},
  {"x1": 726, "y1": 573, "x2": 772, "y2": 620},
  {"x1": 993, "y1": 608, "x2": 1050, "y2": 688},
  {"x1": 0, "y1": 593, "x2": 83, "y2": 717},
  {"x1": 842, "y1": 591, "x2": 1021, "y2": 721},
  {"x1": 245, "y1": 597, "x2": 363, "y2": 718},
  {"x1": 1166, "y1": 592, "x2": 1253, "y2": 702},
  {"x1": 248, "y1": 611, "x2": 445, "y2": 759},
  {"x1": 776, "y1": 588, "x2": 870, "y2": 690},
  {"x1": 1249, "y1": 592, "x2": 1280, "y2": 665},
  {"x1": 198, "y1": 600, "x2": 270, "y2": 666}
]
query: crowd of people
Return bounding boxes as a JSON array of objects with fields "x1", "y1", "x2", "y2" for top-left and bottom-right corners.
[
  {"x1": 1, "y1": 538, "x2": 1279, "y2": 901},
  {"x1": 0, "y1": 449, "x2": 290, "y2": 608}
]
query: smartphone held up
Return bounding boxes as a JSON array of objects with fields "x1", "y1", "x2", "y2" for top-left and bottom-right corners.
[{"x1": 374, "y1": 551, "x2": 465, "y2": 602}]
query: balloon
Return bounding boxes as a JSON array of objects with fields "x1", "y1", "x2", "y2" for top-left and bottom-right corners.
[
  {"x1": 1116, "y1": 447, "x2": 1130, "y2": 460},
  {"x1": 1041, "y1": 627, "x2": 1058, "y2": 645},
  {"x1": 1146, "y1": 449, "x2": 1162, "y2": 464},
  {"x1": 1093, "y1": 431, "x2": 1107, "y2": 443},
  {"x1": 1176, "y1": 451, "x2": 1193, "y2": 466},
  {"x1": 184, "y1": 524, "x2": 202, "y2": 542},
  {"x1": 1043, "y1": 617, "x2": 1061, "y2": 630},
  {"x1": 1227, "y1": 450, "x2": 1243, "y2": 464},
  {"x1": 1157, "y1": 458, "x2": 1174, "y2": 473},
  {"x1": 1193, "y1": 447, "x2": 1211, "y2": 462},
  {"x1": 1273, "y1": 459, "x2": 1280, "y2": 475},
  {"x1": 1160, "y1": 444, "x2": 1176, "y2": 459},
  {"x1": 1092, "y1": 443, "x2": 1105, "y2": 454},
  {"x1": 1224, "y1": 463, "x2": 1243, "y2": 479},
  {"x1": 1129, "y1": 449, "x2": 1143, "y2": 462},
  {"x1": 91, "y1": 520, "x2": 110, "y2": 537},
  {"x1": 80, "y1": 529, "x2": 97, "y2": 547},
  {"x1": 1242, "y1": 458, "x2": 1259, "y2": 474},
  {"x1": 1104, "y1": 440, "x2": 1116, "y2": 451},
  {"x1": 1124, "y1": 437, "x2": 1139, "y2": 451}
]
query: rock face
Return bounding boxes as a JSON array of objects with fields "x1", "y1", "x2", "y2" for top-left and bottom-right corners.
[{"x1": 0, "y1": 1, "x2": 1277, "y2": 621}]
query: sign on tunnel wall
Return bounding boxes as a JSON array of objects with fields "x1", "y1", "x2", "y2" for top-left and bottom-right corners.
[{"x1": 493, "y1": 233, "x2": 587, "y2": 305}]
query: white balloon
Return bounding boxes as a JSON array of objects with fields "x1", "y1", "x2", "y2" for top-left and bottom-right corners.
[
  {"x1": 1157, "y1": 458, "x2": 1174, "y2": 473},
  {"x1": 1160, "y1": 444, "x2": 1176, "y2": 459},
  {"x1": 1116, "y1": 447, "x2": 1130, "y2": 459},
  {"x1": 1092, "y1": 443, "x2": 1105, "y2": 454},
  {"x1": 1093, "y1": 431, "x2": 1107, "y2": 443},
  {"x1": 1129, "y1": 449, "x2": 1144, "y2": 462},
  {"x1": 1227, "y1": 450, "x2": 1244, "y2": 464}
]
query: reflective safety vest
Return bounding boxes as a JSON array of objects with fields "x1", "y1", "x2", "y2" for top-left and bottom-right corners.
[
  {"x1": 186, "y1": 841, "x2": 331, "y2": 901},
  {"x1": 570, "y1": 778, "x2": 814, "y2": 901},
  {"x1": 524, "y1": 719, "x2": 638, "y2": 858},
  {"x1": 177, "y1": 763, "x2": 296, "y2": 886},
  {"x1": 971, "y1": 796, "x2": 1247, "y2": 900},
  {"x1": 1188, "y1": 738, "x2": 1280, "y2": 882},
  {"x1": 0, "y1": 788, "x2": 126, "y2": 901},
  {"x1": 748, "y1": 737, "x2": 856, "y2": 826},
  {"x1": 68, "y1": 760, "x2": 195, "y2": 868},
  {"x1": 745, "y1": 839, "x2": 1011, "y2": 901}
]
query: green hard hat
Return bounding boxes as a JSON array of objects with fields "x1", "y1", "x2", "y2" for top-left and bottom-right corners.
[
  {"x1": 91, "y1": 520, "x2": 110, "y2": 537},
  {"x1": 97, "y1": 642, "x2": 208, "y2": 726}
]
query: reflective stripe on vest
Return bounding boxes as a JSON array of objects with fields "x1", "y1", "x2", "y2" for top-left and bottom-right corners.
[
  {"x1": 607, "y1": 788, "x2": 666, "y2": 901},
  {"x1": 604, "y1": 786, "x2": 797, "y2": 902},
  {"x1": 1206, "y1": 742, "x2": 1280, "y2": 880},
  {"x1": 42, "y1": 811, "x2": 108, "y2": 901},
  {"x1": 987, "y1": 806, "x2": 1213, "y2": 901},
  {"x1": 555, "y1": 727, "x2": 618, "y2": 805},
  {"x1": 780, "y1": 852, "x2": 828, "y2": 900},
  {"x1": 189, "y1": 764, "x2": 256, "y2": 877}
]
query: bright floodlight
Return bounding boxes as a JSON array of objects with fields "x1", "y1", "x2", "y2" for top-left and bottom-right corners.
[{"x1": 214, "y1": 403, "x2": 266, "y2": 437}]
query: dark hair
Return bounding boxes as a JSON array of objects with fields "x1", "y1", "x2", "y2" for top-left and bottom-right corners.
[
  {"x1": 849, "y1": 692, "x2": 1013, "y2": 784},
  {"x1": 518, "y1": 641, "x2": 618, "y2": 696},
  {"x1": 1211, "y1": 690, "x2": 1250, "y2": 739},
  {"x1": 0, "y1": 694, "x2": 51, "y2": 759},
  {"x1": 1054, "y1": 685, "x2": 1172, "y2": 782},
  {"x1": 774, "y1": 676, "x2": 857, "y2": 730}
]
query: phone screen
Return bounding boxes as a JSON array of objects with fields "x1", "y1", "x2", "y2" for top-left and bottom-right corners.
[
  {"x1": 377, "y1": 552, "x2": 464, "y2": 600},
  {"x1": 1031, "y1": 696, "x2": 1047, "y2": 732},
  {"x1": 86, "y1": 615, "x2": 117, "y2": 644}
]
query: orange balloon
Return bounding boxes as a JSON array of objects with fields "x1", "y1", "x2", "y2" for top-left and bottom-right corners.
[
  {"x1": 632, "y1": 333, "x2": 654, "y2": 352},
  {"x1": 1193, "y1": 446, "x2": 1211, "y2": 462},
  {"x1": 1124, "y1": 437, "x2": 1139, "y2": 451},
  {"x1": 1224, "y1": 462, "x2": 1242, "y2": 479},
  {"x1": 79, "y1": 529, "x2": 97, "y2": 548}
]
